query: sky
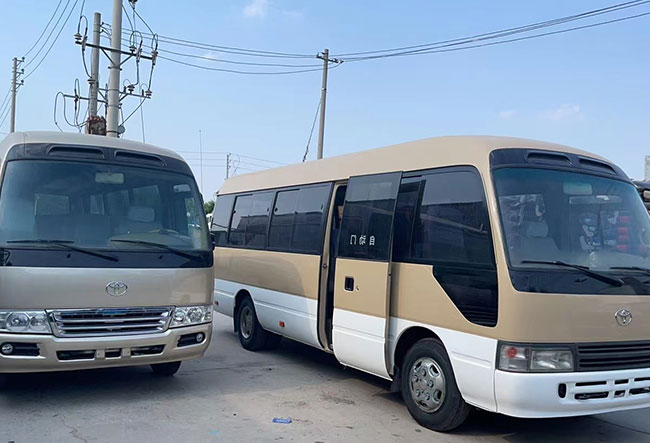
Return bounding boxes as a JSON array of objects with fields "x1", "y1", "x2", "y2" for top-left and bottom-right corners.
[{"x1": 0, "y1": 0, "x2": 649, "y2": 199}]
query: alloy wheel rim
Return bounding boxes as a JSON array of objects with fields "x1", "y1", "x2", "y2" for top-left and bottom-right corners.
[
  {"x1": 409, "y1": 357, "x2": 446, "y2": 413},
  {"x1": 240, "y1": 306, "x2": 253, "y2": 339}
]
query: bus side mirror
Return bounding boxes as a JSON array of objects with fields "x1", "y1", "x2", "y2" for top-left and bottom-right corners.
[
  {"x1": 210, "y1": 232, "x2": 217, "y2": 250},
  {"x1": 644, "y1": 190, "x2": 650, "y2": 201}
]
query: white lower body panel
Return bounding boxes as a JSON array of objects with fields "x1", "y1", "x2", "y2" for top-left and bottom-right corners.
[
  {"x1": 213, "y1": 278, "x2": 320, "y2": 348},
  {"x1": 388, "y1": 317, "x2": 498, "y2": 412},
  {"x1": 495, "y1": 367, "x2": 650, "y2": 418},
  {"x1": 332, "y1": 309, "x2": 390, "y2": 379}
]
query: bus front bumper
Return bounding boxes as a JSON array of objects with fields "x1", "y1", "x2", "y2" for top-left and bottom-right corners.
[
  {"x1": 495, "y1": 367, "x2": 650, "y2": 418},
  {"x1": 0, "y1": 323, "x2": 212, "y2": 373}
]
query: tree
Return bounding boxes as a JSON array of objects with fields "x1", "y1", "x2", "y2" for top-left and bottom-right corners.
[{"x1": 204, "y1": 200, "x2": 215, "y2": 214}]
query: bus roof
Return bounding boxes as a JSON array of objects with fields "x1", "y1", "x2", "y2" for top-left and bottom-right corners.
[
  {"x1": 219, "y1": 135, "x2": 612, "y2": 195},
  {"x1": 0, "y1": 131, "x2": 184, "y2": 162}
]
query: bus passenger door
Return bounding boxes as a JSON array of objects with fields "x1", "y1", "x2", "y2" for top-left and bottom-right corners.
[{"x1": 332, "y1": 172, "x2": 401, "y2": 379}]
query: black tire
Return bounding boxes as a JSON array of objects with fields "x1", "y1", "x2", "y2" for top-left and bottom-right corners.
[
  {"x1": 400, "y1": 338, "x2": 471, "y2": 432},
  {"x1": 264, "y1": 331, "x2": 283, "y2": 349},
  {"x1": 235, "y1": 296, "x2": 270, "y2": 351},
  {"x1": 151, "y1": 361, "x2": 182, "y2": 376}
]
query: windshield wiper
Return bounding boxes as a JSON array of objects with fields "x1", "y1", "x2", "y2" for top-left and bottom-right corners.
[
  {"x1": 110, "y1": 239, "x2": 200, "y2": 260},
  {"x1": 610, "y1": 266, "x2": 650, "y2": 276},
  {"x1": 6, "y1": 239, "x2": 119, "y2": 262},
  {"x1": 521, "y1": 260, "x2": 625, "y2": 287}
]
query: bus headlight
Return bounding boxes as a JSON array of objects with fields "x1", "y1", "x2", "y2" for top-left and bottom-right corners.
[
  {"x1": 169, "y1": 305, "x2": 212, "y2": 328},
  {"x1": 0, "y1": 311, "x2": 52, "y2": 334},
  {"x1": 498, "y1": 344, "x2": 574, "y2": 372}
]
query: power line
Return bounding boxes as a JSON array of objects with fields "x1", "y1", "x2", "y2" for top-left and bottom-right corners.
[
  {"x1": 339, "y1": 1, "x2": 650, "y2": 61},
  {"x1": 127, "y1": 29, "x2": 313, "y2": 59},
  {"x1": 179, "y1": 151, "x2": 286, "y2": 166},
  {"x1": 236, "y1": 159, "x2": 281, "y2": 169},
  {"x1": 0, "y1": 87, "x2": 17, "y2": 129},
  {"x1": 333, "y1": 0, "x2": 648, "y2": 58},
  {"x1": 343, "y1": 9, "x2": 650, "y2": 62},
  {"x1": 0, "y1": 88, "x2": 11, "y2": 120},
  {"x1": 302, "y1": 97, "x2": 321, "y2": 162},
  {"x1": 158, "y1": 54, "x2": 335, "y2": 75},
  {"x1": 23, "y1": 0, "x2": 65, "y2": 58},
  {"x1": 24, "y1": 0, "x2": 80, "y2": 79},
  {"x1": 236, "y1": 154, "x2": 288, "y2": 165},
  {"x1": 23, "y1": 0, "x2": 72, "y2": 69},
  {"x1": 124, "y1": 0, "x2": 649, "y2": 66},
  {"x1": 157, "y1": 47, "x2": 322, "y2": 68}
]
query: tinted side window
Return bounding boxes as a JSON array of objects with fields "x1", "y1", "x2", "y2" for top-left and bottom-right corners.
[
  {"x1": 269, "y1": 189, "x2": 299, "y2": 250},
  {"x1": 292, "y1": 185, "x2": 330, "y2": 253},
  {"x1": 245, "y1": 192, "x2": 273, "y2": 247},
  {"x1": 339, "y1": 173, "x2": 401, "y2": 260},
  {"x1": 228, "y1": 195, "x2": 252, "y2": 246},
  {"x1": 392, "y1": 178, "x2": 422, "y2": 262},
  {"x1": 211, "y1": 194, "x2": 234, "y2": 246},
  {"x1": 397, "y1": 168, "x2": 497, "y2": 327},
  {"x1": 412, "y1": 171, "x2": 494, "y2": 266}
]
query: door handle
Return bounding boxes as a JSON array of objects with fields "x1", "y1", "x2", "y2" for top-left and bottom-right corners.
[{"x1": 344, "y1": 276, "x2": 355, "y2": 292}]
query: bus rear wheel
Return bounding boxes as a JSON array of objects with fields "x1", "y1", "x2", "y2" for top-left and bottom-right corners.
[
  {"x1": 400, "y1": 338, "x2": 470, "y2": 432},
  {"x1": 236, "y1": 296, "x2": 280, "y2": 351}
]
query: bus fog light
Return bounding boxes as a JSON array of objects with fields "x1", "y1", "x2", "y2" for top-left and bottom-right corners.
[
  {"x1": 531, "y1": 349, "x2": 574, "y2": 372},
  {"x1": 170, "y1": 305, "x2": 212, "y2": 328},
  {"x1": 1, "y1": 343, "x2": 14, "y2": 355}
]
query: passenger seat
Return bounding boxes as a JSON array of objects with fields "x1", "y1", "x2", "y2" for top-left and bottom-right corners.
[
  {"x1": 517, "y1": 221, "x2": 560, "y2": 263},
  {"x1": 117, "y1": 206, "x2": 161, "y2": 234}
]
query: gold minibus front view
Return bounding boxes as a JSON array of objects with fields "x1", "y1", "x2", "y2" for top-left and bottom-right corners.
[
  {"x1": 0, "y1": 132, "x2": 214, "y2": 376},
  {"x1": 212, "y1": 136, "x2": 650, "y2": 431}
]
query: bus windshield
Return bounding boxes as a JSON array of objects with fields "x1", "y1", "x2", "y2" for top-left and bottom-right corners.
[
  {"x1": 0, "y1": 160, "x2": 209, "y2": 251},
  {"x1": 493, "y1": 167, "x2": 650, "y2": 273}
]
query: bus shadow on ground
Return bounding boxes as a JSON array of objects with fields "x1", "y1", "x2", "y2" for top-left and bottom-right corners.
[
  {"x1": 0, "y1": 365, "x2": 188, "y2": 403},
  {"x1": 269, "y1": 335, "x2": 650, "y2": 441}
]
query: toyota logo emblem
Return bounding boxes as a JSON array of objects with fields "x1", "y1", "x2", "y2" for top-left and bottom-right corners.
[
  {"x1": 106, "y1": 281, "x2": 128, "y2": 297},
  {"x1": 615, "y1": 308, "x2": 632, "y2": 327}
]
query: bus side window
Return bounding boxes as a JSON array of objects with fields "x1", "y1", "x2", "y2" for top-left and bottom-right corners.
[
  {"x1": 211, "y1": 194, "x2": 235, "y2": 246},
  {"x1": 245, "y1": 192, "x2": 274, "y2": 248},
  {"x1": 228, "y1": 195, "x2": 253, "y2": 246},
  {"x1": 394, "y1": 168, "x2": 498, "y2": 327}
]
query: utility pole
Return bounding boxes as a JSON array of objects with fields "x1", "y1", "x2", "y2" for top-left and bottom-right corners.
[
  {"x1": 88, "y1": 12, "x2": 101, "y2": 118},
  {"x1": 106, "y1": 0, "x2": 123, "y2": 137},
  {"x1": 74, "y1": 6, "x2": 154, "y2": 136},
  {"x1": 10, "y1": 57, "x2": 24, "y2": 133},
  {"x1": 226, "y1": 153, "x2": 231, "y2": 179},
  {"x1": 315, "y1": 49, "x2": 341, "y2": 160}
]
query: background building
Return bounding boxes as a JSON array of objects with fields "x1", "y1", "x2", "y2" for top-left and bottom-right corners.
[{"x1": 646, "y1": 156, "x2": 650, "y2": 181}]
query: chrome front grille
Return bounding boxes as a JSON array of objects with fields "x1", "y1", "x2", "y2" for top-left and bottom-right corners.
[{"x1": 49, "y1": 307, "x2": 172, "y2": 337}]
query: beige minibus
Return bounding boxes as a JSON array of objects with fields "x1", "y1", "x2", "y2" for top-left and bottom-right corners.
[
  {"x1": 0, "y1": 132, "x2": 213, "y2": 376},
  {"x1": 212, "y1": 136, "x2": 650, "y2": 431}
]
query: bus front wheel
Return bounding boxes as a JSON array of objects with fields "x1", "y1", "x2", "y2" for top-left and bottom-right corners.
[
  {"x1": 400, "y1": 338, "x2": 470, "y2": 432},
  {"x1": 151, "y1": 361, "x2": 181, "y2": 376}
]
